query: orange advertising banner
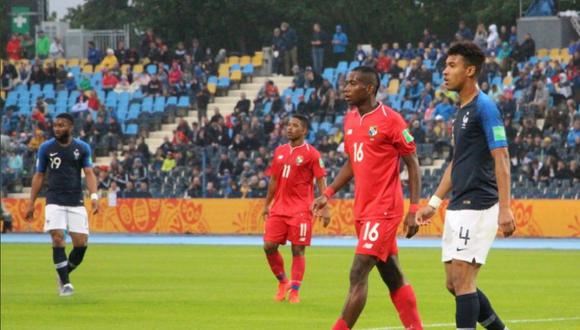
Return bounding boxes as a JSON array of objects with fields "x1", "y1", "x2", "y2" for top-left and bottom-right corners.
[{"x1": 3, "y1": 198, "x2": 579, "y2": 237}]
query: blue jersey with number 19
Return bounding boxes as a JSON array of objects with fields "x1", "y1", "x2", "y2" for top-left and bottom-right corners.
[
  {"x1": 36, "y1": 138, "x2": 93, "y2": 206},
  {"x1": 449, "y1": 91, "x2": 508, "y2": 211}
]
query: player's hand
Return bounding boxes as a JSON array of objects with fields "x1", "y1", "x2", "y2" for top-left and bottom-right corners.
[
  {"x1": 498, "y1": 207, "x2": 516, "y2": 237},
  {"x1": 314, "y1": 205, "x2": 331, "y2": 227},
  {"x1": 415, "y1": 206, "x2": 436, "y2": 225},
  {"x1": 25, "y1": 200, "x2": 35, "y2": 222},
  {"x1": 91, "y1": 198, "x2": 99, "y2": 215},
  {"x1": 311, "y1": 195, "x2": 328, "y2": 212},
  {"x1": 262, "y1": 205, "x2": 269, "y2": 220},
  {"x1": 403, "y1": 212, "x2": 419, "y2": 238}
]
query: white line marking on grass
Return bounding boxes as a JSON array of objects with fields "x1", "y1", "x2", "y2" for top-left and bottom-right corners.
[{"x1": 361, "y1": 316, "x2": 580, "y2": 330}]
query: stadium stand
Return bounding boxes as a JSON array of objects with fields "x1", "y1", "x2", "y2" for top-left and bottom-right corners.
[{"x1": 2, "y1": 24, "x2": 579, "y2": 200}]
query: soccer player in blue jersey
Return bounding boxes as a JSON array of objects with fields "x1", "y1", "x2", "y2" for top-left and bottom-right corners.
[
  {"x1": 416, "y1": 41, "x2": 515, "y2": 330},
  {"x1": 25, "y1": 113, "x2": 99, "y2": 296}
]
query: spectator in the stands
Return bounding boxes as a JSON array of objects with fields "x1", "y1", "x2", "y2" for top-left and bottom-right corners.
[
  {"x1": 168, "y1": 62, "x2": 182, "y2": 85},
  {"x1": 456, "y1": 20, "x2": 474, "y2": 40},
  {"x1": 88, "y1": 41, "x2": 103, "y2": 67},
  {"x1": 28, "y1": 64, "x2": 47, "y2": 87},
  {"x1": 147, "y1": 74, "x2": 162, "y2": 96},
  {"x1": 271, "y1": 28, "x2": 286, "y2": 75},
  {"x1": 102, "y1": 69, "x2": 119, "y2": 93},
  {"x1": 311, "y1": 23, "x2": 327, "y2": 74},
  {"x1": 433, "y1": 95, "x2": 455, "y2": 122},
  {"x1": 473, "y1": 23, "x2": 488, "y2": 50},
  {"x1": 555, "y1": 160, "x2": 573, "y2": 181},
  {"x1": 6, "y1": 34, "x2": 22, "y2": 61},
  {"x1": 49, "y1": 37, "x2": 65, "y2": 59},
  {"x1": 281, "y1": 22, "x2": 298, "y2": 75},
  {"x1": 16, "y1": 62, "x2": 31, "y2": 86},
  {"x1": 161, "y1": 151, "x2": 176, "y2": 172},
  {"x1": 101, "y1": 48, "x2": 119, "y2": 70},
  {"x1": 122, "y1": 181, "x2": 138, "y2": 198},
  {"x1": 332, "y1": 25, "x2": 348, "y2": 66},
  {"x1": 567, "y1": 118, "x2": 580, "y2": 149},
  {"x1": 234, "y1": 92, "x2": 251, "y2": 115},
  {"x1": 129, "y1": 158, "x2": 148, "y2": 184},
  {"x1": 35, "y1": 30, "x2": 50, "y2": 59}
]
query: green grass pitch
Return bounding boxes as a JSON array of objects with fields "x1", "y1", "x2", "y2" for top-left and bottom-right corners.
[{"x1": 2, "y1": 244, "x2": 580, "y2": 329}]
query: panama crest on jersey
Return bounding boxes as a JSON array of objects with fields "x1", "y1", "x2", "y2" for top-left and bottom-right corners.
[
  {"x1": 368, "y1": 125, "x2": 378, "y2": 137},
  {"x1": 296, "y1": 155, "x2": 304, "y2": 165}
]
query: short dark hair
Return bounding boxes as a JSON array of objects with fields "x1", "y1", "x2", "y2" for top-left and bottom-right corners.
[
  {"x1": 447, "y1": 41, "x2": 485, "y2": 75},
  {"x1": 351, "y1": 66, "x2": 380, "y2": 96},
  {"x1": 56, "y1": 113, "x2": 75, "y2": 124},
  {"x1": 292, "y1": 113, "x2": 310, "y2": 130}
]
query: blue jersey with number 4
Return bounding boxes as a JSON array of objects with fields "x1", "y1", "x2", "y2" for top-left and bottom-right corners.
[
  {"x1": 449, "y1": 91, "x2": 507, "y2": 210},
  {"x1": 36, "y1": 138, "x2": 93, "y2": 206}
]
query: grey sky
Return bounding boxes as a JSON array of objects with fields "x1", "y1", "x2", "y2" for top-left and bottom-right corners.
[{"x1": 48, "y1": 0, "x2": 84, "y2": 19}]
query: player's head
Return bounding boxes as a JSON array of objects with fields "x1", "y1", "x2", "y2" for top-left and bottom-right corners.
[
  {"x1": 54, "y1": 113, "x2": 74, "y2": 143},
  {"x1": 344, "y1": 66, "x2": 380, "y2": 106},
  {"x1": 287, "y1": 114, "x2": 309, "y2": 142},
  {"x1": 443, "y1": 41, "x2": 485, "y2": 92}
]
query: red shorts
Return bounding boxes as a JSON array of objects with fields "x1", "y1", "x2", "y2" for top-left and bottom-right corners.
[
  {"x1": 264, "y1": 213, "x2": 312, "y2": 246},
  {"x1": 354, "y1": 218, "x2": 400, "y2": 262}
]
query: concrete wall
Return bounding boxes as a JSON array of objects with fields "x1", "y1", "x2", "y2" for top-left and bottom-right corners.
[{"x1": 517, "y1": 16, "x2": 578, "y2": 49}]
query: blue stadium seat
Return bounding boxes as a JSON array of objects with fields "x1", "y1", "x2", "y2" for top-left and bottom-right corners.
[
  {"x1": 217, "y1": 77, "x2": 230, "y2": 89},
  {"x1": 42, "y1": 84, "x2": 54, "y2": 94},
  {"x1": 132, "y1": 90, "x2": 143, "y2": 99},
  {"x1": 229, "y1": 64, "x2": 241, "y2": 71},
  {"x1": 146, "y1": 64, "x2": 157, "y2": 75},
  {"x1": 142, "y1": 97, "x2": 154, "y2": 112},
  {"x1": 336, "y1": 61, "x2": 348, "y2": 74},
  {"x1": 124, "y1": 123, "x2": 138, "y2": 135},
  {"x1": 166, "y1": 96, "x2": 177, "y2": 105},
  {"x1": 208, "y1": 76, "x2": 218, "y2": 84},
  {"x1": 282, "y1": 88, "x2": 293, "y2": 99},
  {"x1": 177, "y1": 96, "x2": 189, "y2": 107},
  {"x1": 348, "y1": 61, "x2": 360, "y2": 71},
  {"x1": 30, "y1": 84, "x2": 41, "y2": 94},
  {"x1": 242, "y1": 64, "x2": 254, "y2": 75}
]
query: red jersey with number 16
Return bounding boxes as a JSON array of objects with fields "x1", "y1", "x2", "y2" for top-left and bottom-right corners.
[
  {"x1": 267, "y1": 143, "x2": 327, "y2": 217},
  {"x1": 344, "y1": 102, "x2": 416, "y2": 221}
]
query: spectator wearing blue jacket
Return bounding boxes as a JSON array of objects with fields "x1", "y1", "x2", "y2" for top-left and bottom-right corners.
[
  {"x1": 332, "y1": 25, "x2": 348, "y2": 66},
  {"x1": 433, "y1": 95, "x2": 455, "y2": 121},
  {"x1": 567, "y1": 118, "x2": 580, "y2": 148},
  {"x1": 88, "y1": 41, "x2": 103, "y2": 67},
  {"x1": 64, "y1": 72, "x2": 77, "y2": 92}
]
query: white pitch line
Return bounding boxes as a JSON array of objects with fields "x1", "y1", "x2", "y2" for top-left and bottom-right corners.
[{"x1": 361, "y1": 316, "x2": 580, "y2": 330}]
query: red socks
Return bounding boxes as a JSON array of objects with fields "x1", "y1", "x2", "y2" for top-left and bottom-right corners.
[
  {"x1": 390, "y1": 284, "x2": 423, "y2": 330},
  {"x1": 332, "y1": 318, "x2": 350, "y2": 330},
  {"x1": 266, "y1": 251, "x2": 287, "y2": 282},
  {"x1": 291, "y1": 255, "x2": 305, "y2": 290}
]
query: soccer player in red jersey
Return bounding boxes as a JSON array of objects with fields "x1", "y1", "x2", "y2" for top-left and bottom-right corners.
[
  {"x1": 312, "y1": 66, "x2": 424, "y2": 330},
  {"x1": 263, "y1": 114, "x2": 330, "y2": 304}
]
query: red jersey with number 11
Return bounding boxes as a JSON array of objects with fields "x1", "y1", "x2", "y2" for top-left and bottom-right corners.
[
  {"x1": 267, "y1": 143, "x2": 327, "y2": 217},
  {"x1": 343, "y1": 102, "x2": 416, "y2": 221}
]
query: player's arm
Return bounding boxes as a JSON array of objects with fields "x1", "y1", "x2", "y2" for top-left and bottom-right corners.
[
  {"x1": 263, "y1": 175, "x2": 277, "y2": 219},
  {"x1": 82, "y1": 143, "x2": 99, "y2": 214},
  {"x1": 314, "y1": 176, "x2": 331, "y2": 227},
  {"x1": 402, "y1": 153, "x2": 421, "y2": 238},
  {"x1": 311, "y1": 158, "x2": 353, "y2": 211},
  {"x1": 491, "y1": 147, "x2": 515, "y2": 237},
  {"x1": 416, "y1": 161, "x2": 452, "y2": 225}
]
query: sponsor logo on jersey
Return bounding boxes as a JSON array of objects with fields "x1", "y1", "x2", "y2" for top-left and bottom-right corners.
[
  {"x1": 363, "y1": 243, "x2": 374, "y2": 249},
  {"x1": 49, "y1": 152, "x2": 58, "y2": 157},
  {"x1": 368, "y1": 126, "x2": 378, "y2": 137},
  {"x1": 296, "y1": 155, "x2": 304, "y2": 165}
]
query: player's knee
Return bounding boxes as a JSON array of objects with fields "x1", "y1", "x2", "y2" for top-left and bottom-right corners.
[
  {"x1": 263, "y1": 242, "x2": 278, "y2": 254},
  {"x1": 291, "y1": 245, "x2": 305, "y2": 256},
  {"x1": 50, "y1": 232, "x2": 66, "y2": 246},
  {"x1": 450, "y1": 275, "x2": 472, "y2": 294},
  {"x1": 446, "y1": 280, "x2": 456, "y2": 295}
]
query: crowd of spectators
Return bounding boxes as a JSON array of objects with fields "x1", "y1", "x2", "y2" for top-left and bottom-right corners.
[{"x1": 2, "y1": 20, "x2": 580, "y2": 199}]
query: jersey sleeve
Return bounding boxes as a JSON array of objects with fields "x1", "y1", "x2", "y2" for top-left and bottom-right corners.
[
  {"x1": 391, "y1": 113, "x2": 416, "y2": 156},
  {"x1": 35, "y1": 142, "x2": 49, "y2": 173},
  {"x1": 81, "y1": 141, "x2": 94, "y2": 168},
  {"x1": 478, "y1": 98, "x2": 508, "y2": 150},
  {"x1": 310, "y1": 149, "x2": 327, "y2": 179}
]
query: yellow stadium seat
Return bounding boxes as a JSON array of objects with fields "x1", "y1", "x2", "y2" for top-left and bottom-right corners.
[
  {"x1": 43, "y1": 59, "x2": 54, "y2": 69},
  {"x1": 252, "y1": 53, "x2": 263, "y2": 68},
  {"x1": 560, "y1": 53, "x2": 571, "y2": 63},
  {"x1": 207, "y1": 83, "x2": 217, "y2": 94},
  {"x1": 397, "y1": 59, "x2": 408, "y2": 70},
  {"x1": 82, "y1": 64, "x2": 93, "y2": 74},
  {"x1": 240, "y1": 56, "x2": 251, "y2": 66},
  {"x1": 230, "y1": 70, "x2": 242, "y2": 82},
  {"x1": 80, "y1": 58, "x2": 88, "y2": 66},
  {"x1": 132, "y1": 64, "x2": 144, "y2": 74},
  {"x1": 67, "y1": 58, "x2": 80, "y2": 67},
  {"x1": 536, "y1": 48, "x2": 548, "y2": 57},
  {"x1": 94, "y1": 64, "x2": 104, "y2": 72},
  {"x1": 387, "y1": 79, "x2": 400, "y2": 95},
  {"x1": 120, "y1": 64, "x2": 131, "y2": 75},
  {"x1": 218, "y1": 64, "x2": 230, "y2": 78},
  {"x1": 561, "y1": 48, "x2": 569, "y2": 57},
  {"x1": 56, "y1": 58, "x2": 67, "y2": 67},
  {"x1": 549, "y1": 48, "x2": 560, "y2": 58},
  {"x1": 140, "y1": 57, "x2": 150, "y2": 66},
  {"x1": 228, "y1": 56, "x2": 240, "y2": 64}
]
